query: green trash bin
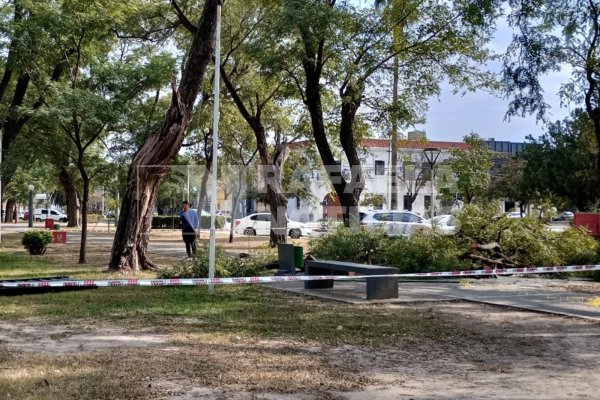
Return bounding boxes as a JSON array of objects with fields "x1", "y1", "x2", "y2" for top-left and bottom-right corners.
[
  {"x1": 54, "y1": 224, "x2": 61, "y2": 230},
  {"x1": 293, "y1": 246, "x2": 304, "y2": 271}
]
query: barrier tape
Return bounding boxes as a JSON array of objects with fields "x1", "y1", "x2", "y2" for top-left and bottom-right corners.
[{"x1": 1, "y1": 264, "x2": 599, "y2": 289}]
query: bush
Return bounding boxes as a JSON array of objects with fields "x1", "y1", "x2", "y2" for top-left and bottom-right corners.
[
  {"x1": 553, "y1": 227, "x2": 599, "y2": 265},
  {"x1": 87, "y1": 213, "x2": 102, "y2": 224},
  {"x1": 159, "y1": 243, "x2": 275, "y2": 278},
  {"x1": 308, "y1": 226, "x2": 387, "y2": 264},
  {"x1": 22, "y1": 230, "x2": 53, "y2": 255},
  {"x1": 380, "y1": 232, "x2": 464, "y2": 273}
]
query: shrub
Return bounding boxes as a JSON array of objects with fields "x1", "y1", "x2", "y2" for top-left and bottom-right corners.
[
  {"x1": 22, "y1": 230, "x2": 53, "y2": 255},
  {"x1": 308, "y1": 227, "x2": 387, "y2": 264},
  {"x1": 455, "y1": 204, "x2": 562, "y2": 266},
  {"x1": 87, "y1": 214, "x2": 102, "y2": 224},
  {"x1": 380, "y1": 232, "x2": 464, "y2": 273},
  {"x1": 553, "y1": 227, "x2": 599, "y2": 265},
  {"x1": 159, "y1": 243, "x2": 274, "y2": 278}
]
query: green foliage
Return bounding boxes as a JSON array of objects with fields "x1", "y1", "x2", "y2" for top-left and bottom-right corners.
[
  {"x1": 360, "y1": 192, "x2": 386, "y2": 208},
  {"x1": 309, "y1": 204, "x2": 600, "y2": 273},
  {"x1": 455, "y1": 204, "x2": 600, "y2": 267},
  {"x1": 380, "y1": 232, "x2": 463, "y2": 273},
  {"x1": 521, "y1": 109, "x2": 599, "y2": 210},
  {"x1": 159, "y1": 243, "x2": 275, "y2": 278},
  {"x1": 553, "y1": 228, "x2": 599, "y2": 266},
  {"x1": 449, "y1": 133, "x2": 494, "y2": 204},
  {"x1": 87, "y1": 214, "x2": 102, "y2": 224},
  {"x1": 308, "y1": 227, "x2": 387, "y2": 264},
  {"x1": 21, "y1": 230, "x2": 54, "y2": 255}
]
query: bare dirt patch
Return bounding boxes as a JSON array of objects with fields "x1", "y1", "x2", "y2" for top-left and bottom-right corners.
[{"x1": 1, "y1": 302, "x2": 600, "y2": 399}]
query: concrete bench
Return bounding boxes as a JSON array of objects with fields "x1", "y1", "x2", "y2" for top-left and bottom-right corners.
[{"x1": 304, "y1": 260, "x2": 398, "y2": 300}]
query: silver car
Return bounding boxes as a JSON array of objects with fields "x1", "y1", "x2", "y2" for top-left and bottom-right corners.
[{"x1": 359, "y1": 210, "x2": 431, "y2": 237}]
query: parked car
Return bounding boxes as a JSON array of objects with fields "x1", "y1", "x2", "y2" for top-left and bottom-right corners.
[
  {"x1": 557, "y1": 211, "x2": 574, "y2": 221},
  {"x1": 34, "y1": 208, "x2": 68, "y2": 223},
  {"x1": 431, "y1": 214, "x2": 458, "y2": 234},
  {"x1": 234, "y1": 213, "x2": 312, "y2": 238},
  {"x1": 505, "y1": 211, "x2": 524, "y2": 218},
  {"x1": 18, "y1": 211, "x2": 25, "y2": 220},
  {"x1": 359, "y1": 210, "x2": 430, "y2": 237}
]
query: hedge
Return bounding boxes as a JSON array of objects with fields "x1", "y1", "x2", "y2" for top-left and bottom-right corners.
[{"x1": 151, "y1": 215, "x2": 225, "y2": 230}]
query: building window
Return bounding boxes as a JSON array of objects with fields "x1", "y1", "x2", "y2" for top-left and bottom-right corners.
[
  {"x1": 424, "y1": 195, "x2": 431, "y2": 210},
  {"x1": 375, "y1": 160, "x2": 385, "y2": 175},
  {"x1": 296, "y1": 196, "x2": 301, "y2": 209}
]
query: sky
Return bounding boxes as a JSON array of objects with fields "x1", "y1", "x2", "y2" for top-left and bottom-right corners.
[
  {"x1": 414, "y1": 70, "x2": 574, "y2": 143},
  {"x1": 411, "y1": 13, "x2": 575, "y2": 144}
]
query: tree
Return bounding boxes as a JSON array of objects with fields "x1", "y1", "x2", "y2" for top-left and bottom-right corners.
[
  {"x1": 503, "y1": 0, "x2": 600, "y2": 172},
  {"x1": 219, "y1": 0, "x2": 305, "y2": 245},
  {"x1": 397, "y1": 153, "x2": 428, "y2": 211},
  {"x1": 109, "y1": 0, "x2": 220, "y2": 272},
  {"x1": 449, "y1": 134, "x2": 493, "y2": 204},
  {"x1": 281, "y1": 0, "x2": 498, "y2": 225},
  {"x1": 0, "y1": 0, "x2": 77, "y2": 220},
  {"x1": 520, "y1": 109, "x2": 599, "y2": 210},
  {"x1": 486, "y1": 156, "x2": 532, "y2": 214},
  {"x1": 360, "y1": 192, "x2": 386, "y2": 209}
]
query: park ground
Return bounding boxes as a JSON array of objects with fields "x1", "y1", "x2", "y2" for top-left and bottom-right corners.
[{"x1": 1, "y1": 228, "x2": 600, "y2": 399}]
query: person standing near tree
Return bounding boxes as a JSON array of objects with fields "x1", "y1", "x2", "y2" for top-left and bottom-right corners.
[{"x1": 180, "y1": 201, "x2": 200, "y2": 257}]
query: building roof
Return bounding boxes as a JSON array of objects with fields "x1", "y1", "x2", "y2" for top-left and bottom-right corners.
[
  {"x1": 289, "y1": 139, "x2": 470, "y2": 151},
  {"x1": 361, "y1": 138, "x2": 470, "y2": 150}
]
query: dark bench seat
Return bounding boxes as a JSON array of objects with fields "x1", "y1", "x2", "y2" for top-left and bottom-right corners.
[{"x1": 304, "y1": 260, "x2": 398, "y2": 300}]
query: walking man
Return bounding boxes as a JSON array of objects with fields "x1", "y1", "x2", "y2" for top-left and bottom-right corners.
[{"x1": 180, "y1": 201, "x2": 200, "y2": 257}]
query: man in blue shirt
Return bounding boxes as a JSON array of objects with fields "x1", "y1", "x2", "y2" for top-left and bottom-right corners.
[{"x1": 180, "y1": 201, "x2": 200, "y2": 257}]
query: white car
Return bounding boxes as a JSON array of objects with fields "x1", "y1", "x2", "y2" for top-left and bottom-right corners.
[
  {"x1": 359, "y1": 210, "x2": 430, "y2": 237},
  {"x1": 234, "y1": 213, "x2": 312, "y2": 238},
  {"x1": 34, "y1": 208, "x2": 68, "y2": 222},
  {"x1": 431, "y1": 214, "x2": 458, "y2": 234},
  {"x1": 505, "y1": 211, "x2": 524, "y2": 218}
]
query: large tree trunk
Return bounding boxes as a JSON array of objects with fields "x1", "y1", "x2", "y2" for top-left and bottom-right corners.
[
  {"x1": 264, "y1": 144, "x2": 289, "y2": 246},
  {"x1": 58, "y1": 166, "x2": 79, "y2": 227},
  {"x1": 4, "y1": 198, "x2": 16, "y2": 223},
  {"x1": 220, "y1": 66, "x2": 289, "y2": 246},
  {"x1": 299, "y1": 32, "x2": 363, "y2": 227},
  {"x1": 404, "y1": 192, "x2": 417, "y2": 211},
  {"x1": 108, "y1": 0, "x2": 219, "y2": 272},
  {"x1": 79, "y1": 175, "x2": 89, "y2": 264}
]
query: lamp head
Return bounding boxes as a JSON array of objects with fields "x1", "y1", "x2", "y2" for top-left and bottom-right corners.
[{"x1": 27, "y1": 184, "x2": 34, "y2": 191}]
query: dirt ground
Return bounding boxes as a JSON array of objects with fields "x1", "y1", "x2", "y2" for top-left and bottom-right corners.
[{"x1": 1, "y1": 299, "x2": 599, "y2": 400}]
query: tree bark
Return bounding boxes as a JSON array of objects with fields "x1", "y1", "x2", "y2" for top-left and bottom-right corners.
[
  {"x1": 79, "y1": 174, "x2": 89, "y2": 264},
  {"x1": 220, "y1": 67, "x2": 289, "y2": 246},
  {"x1": 4, "y1": 198, "x2": 16, "y2": 223},
  {"x1": 58, "y1": 166, "x2": 79, "y2": 227},
  {"x1": 299, "y1": 32, "x2": 364, "y2": 227},
  {"x1": 108, "y1": 0, "x2": 220, "y2": 272}
]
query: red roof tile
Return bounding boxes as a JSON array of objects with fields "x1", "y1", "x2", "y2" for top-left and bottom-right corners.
[
  {"x1": 361, "y1": 138, "x2": 470, "y2": 150},
  {"x1": 289, "y1": 139, "x2": 469, "y2": 151}
]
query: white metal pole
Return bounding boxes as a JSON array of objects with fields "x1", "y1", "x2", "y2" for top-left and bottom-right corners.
[
  {"x1": 208, "y1": 1, "x2": 222, "y2": 293},
  {"x1": 0, "y1": 128, "x2": 3, "y2": 244}
]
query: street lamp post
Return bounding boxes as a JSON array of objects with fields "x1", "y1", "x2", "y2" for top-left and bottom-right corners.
[
  {"x1": 422, "y1": 148, "x2": 441, "y2": 219},
  {"x1": 28, "y1": 184, "x2": 34, "y2": 228}
]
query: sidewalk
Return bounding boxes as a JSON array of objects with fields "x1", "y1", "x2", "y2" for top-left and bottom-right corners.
[{"x1": 269, "y1": 276, "x2": 600, "y2": 321}]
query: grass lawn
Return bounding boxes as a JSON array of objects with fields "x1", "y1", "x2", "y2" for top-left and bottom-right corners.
[{"x1": 0, "y1": 231, "x2": 468, "y2": 399}]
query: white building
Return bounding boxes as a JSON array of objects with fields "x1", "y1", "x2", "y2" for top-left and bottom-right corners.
[{"x1": 286, "y1": 135, "x2": 468, "y2": 222}]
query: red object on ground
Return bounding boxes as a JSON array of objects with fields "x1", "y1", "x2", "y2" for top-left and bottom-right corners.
[
  {"x1": 52, "y1": 230, "x2": 67, "y2": 244},
  {"x1": 44, "y1": 218, "x2": 55, "y2": 230},
  {"x1": 573, "y1": 213, "x2": 600, "y2": 237}
]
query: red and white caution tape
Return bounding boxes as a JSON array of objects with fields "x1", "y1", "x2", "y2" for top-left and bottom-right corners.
[{"x1": 1, "y1": 264, "x2": 599, "y2": 289}]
